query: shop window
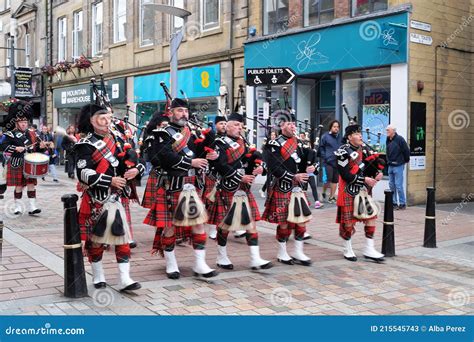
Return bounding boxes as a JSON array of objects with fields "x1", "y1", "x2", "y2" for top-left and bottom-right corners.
[
  {"x1": 113, "y1": 0, "x2": 127, "y2": 43},
  {"x1": 352, "y1": 0, "x2": 388, "y2": 17},
  {"x1": 304, "y1": 0, "x2": 334, "y2": 27},
  {"x1": 201, "y1": 0, "x2": 219, "y2": 31},
  {"x1": 140, "y1": 0, "x2": 155, "y2": 47},
  {"x1": 263, "y1": 0, "x2": 290, "y2": 35},
  {"x1": 342, "y1": 67, "x2": 390, "y2": 153},
  {"x1": 92, "y1": 2, "x2": 103, "y2": 56},
  {"x1": 72, "y1": 11, "x2": 83, "y2": 59}
]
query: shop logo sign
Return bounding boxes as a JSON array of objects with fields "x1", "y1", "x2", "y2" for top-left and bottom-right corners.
[{"x1": 295, "y1": 33, "x2": 329, "y2": 72}]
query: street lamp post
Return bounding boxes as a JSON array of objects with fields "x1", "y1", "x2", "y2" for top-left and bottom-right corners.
[{"x1": 144, "y1": 4, "x2": 191, "y2": 98}]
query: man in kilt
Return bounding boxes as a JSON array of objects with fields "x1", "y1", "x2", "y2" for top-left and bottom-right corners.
[
  {"x1": 1, "y1": 100, "x2": 46, "y2": 215},
  {"x1": 207, "y1": 113, "x2": 272, "y2": 270},
  {"x1": 144, "y1": 98, "x2": 217, "y2": 279},
  {"x1": 203, "y1": 115, "x2": 226, "y2": 240},
  {"x1": 76, "y1": 104, "x2": 143, "y2": 291},
  {"x1": 334, "y1": 123, "x2": 384, "y2": 262},
  {"x1": 262, "y1": 111, "x2": 315, "y2": 266}
]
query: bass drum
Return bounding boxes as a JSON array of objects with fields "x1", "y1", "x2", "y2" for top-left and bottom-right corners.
[{"x1": 24, "y1": 153, "x2": 50, "y2": 178}]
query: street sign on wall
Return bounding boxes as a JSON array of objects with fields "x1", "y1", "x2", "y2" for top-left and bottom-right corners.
[
  {"x1": 14, "y1": 67, "x2": 33, "y2": 97},
  {"x1": 246, "y1": 68, "x2": 296, "y2": 86}
]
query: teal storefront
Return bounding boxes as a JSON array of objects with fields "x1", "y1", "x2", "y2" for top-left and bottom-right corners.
[
  {"x1": 133, "y1": 63, "x2": 221, "y2": 127},
  {"x1": 244, "y1": 10, "x2": 409, "y2": 150}
]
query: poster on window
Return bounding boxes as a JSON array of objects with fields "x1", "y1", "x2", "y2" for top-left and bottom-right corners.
[{"x1": 362, "y1": 104, "x2": 390, "y2": 153}]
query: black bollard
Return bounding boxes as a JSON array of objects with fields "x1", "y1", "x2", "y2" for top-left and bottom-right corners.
[
  {"x1": 62, "y1": 194, "x2": 88, "y2": 298},
  {"x1": 423, "y1": 187, "x2": 437, "y2": 248},
  {"x1": 0, "y1": 218, "x2": 3, "y2": 263},
  {"x1": 382, "y1": 189, "x2": 396, "y2": 257}
]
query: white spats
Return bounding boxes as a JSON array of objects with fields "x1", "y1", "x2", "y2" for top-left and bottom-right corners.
[
  {"x1": 277, "y1": 241, "x2": 292, "y2": 263},
  {"x1": 343, "y1": 239, "x2": 357, "y2": 261},
  {"x1": 249, "y1": 245, "x2": 272, "y2": 270},
  {"x1": 363, "y1": 238, "x2": 385, "y2": 261},
  {"x1": 164, "y1": 250, "x2": 180, "y2": 274},
  {"x1": 193, "y1": 249, "x2": 217, "y2": 277},
  {"x1": 14, "y1": 200, "x2": 23, "y2": 215},
  {"x1": 28, "y1": 198, "x2": 41, "y2": 214},
  {"x1": 216, "y1": 245, "x2": 233, "y2": 268},
  {"x1": 91, "y1": 261, "x2": 106, "y2": 285},
  {"x1": 208, "y1": 225, "x2": 217, "y2": 240},
  {"x1": 291, "y1": 240, "x2": 312, "y2": 266},
  {"x1": 118, "y1": 262, "x2": 138, "y2": 289}
]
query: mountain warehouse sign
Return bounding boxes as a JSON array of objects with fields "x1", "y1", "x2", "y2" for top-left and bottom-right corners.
[{"x1": 53, "y1": 84, "x2": 92, "y2": 108}]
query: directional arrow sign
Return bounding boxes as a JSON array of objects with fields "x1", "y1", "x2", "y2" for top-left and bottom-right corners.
[{"x1": 246, "y1": 67, "x2": 297, "y2": 86}]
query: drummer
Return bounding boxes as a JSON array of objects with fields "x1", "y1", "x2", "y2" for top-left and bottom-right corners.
[{"x1": 1, "y1": 100, "x2": 46, "y2": 215}]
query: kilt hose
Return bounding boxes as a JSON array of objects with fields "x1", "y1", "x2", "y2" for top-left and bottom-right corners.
[
  {"x1": 141, "y1": 169, "x2": 159, "y2": 209},
  {"x1": 7, "y1": 164, "x2": 37, "y2": 187},
  {"x1": 336, "y1": 192, "x2": 377, "y2": 240},
  {"x1": 207, "y1": 184, "x2": 260, "y2": 227}
]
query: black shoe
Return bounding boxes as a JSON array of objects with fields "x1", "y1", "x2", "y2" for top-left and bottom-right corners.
[
  {"x1": 28, "y1": 208, "x2": 41, "y2": 215},
  {"x1": 120, "y1": 282, "x2": 142, "y2": 292},
  {"x1": 394, "y1": 205, "x2": 400, "y2": 210},
  {"x1": 292, "y1": 258, "x2": 312, "y2": 266},
  {"x1": 53, "y1": 179, "x2": 59, "y2": 182},
  {"x1": 194, "y1": 270, "x2": 218, "y2": 278},
  {"x1": 129, "y1": 241, "x2": 137, "y2": 249},
  {"x1": 364, "y1": 255, "x2": 385, "y2": 263},
  {"x1": 93, "y1": 282, "x2": 107, "y2": 289},
  {"x1": 41, "y1": 177, "x2": 45, "y2": 181},
  {"x1": 217, "y1": 263, "x2": 234, "y2": 270},
  {"x1": 252, "y1": 261, "x2": 273, "y2": 270},
  {"x1": 398, "y1": 205, "x2": 406, "y2": 210},
  {"x1": 167, "y1": 272, "x2": 180, "y2": 280},
  {"x1": 234, "y1": 232, "x2": 246, "y2": 239},
  {"x1": 344, "y1": 256, "x2": 358, "y2": 262},
  {"x1": 277, "y1": 258, "x2": 294, "y2": 265}
]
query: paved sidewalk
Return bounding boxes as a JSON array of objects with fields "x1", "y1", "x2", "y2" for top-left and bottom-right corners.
[{"x1": 1, "y1": 173, "x2": 472, "y2": 315}]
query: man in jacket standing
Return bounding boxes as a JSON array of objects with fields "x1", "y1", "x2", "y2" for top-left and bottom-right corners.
[
  {"x1": 320, "y1": 120, "x2": 343, "y2": 204},
  {"x1": 386, "y1": 124, "x2": 410, "y2": 210}
]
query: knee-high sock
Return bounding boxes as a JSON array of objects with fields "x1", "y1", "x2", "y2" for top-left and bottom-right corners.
[
  {"x1": 162, "y1": 235, "x2": 176, "y2": 252},
  {"x1": 364, "y1": 225, "x2": 376, "y2": 239},
  {"x1": 192, "y1": 233, "x2": 207, "y2": 250},
  {"x1": 14, "y1": 191, "x2": 22, "y2": 199},
  {"x1": 294, "y1": 225, "x2": 306, "y2": 241},
  {"x1": 88, "y1": 244, "x2": 104, "y2": 263},
  {"x1": 339, "y1": 223, "x2": 355, "y2": 240},
  {"x1": 245, "y1": 232, "x2": 258, "y2": 246},
  {"x1": 276, "y1": 225, "x2": 291, "y2": 243},
  {"x1": 217, "y1": 228, "x2": 229, "y2": 246},
  {"x1": 115, "y1": 244, "x2": 131, "y2": 263},
  {"x1": 27, "y1": 190, "x2": 36, "y2": 199}
]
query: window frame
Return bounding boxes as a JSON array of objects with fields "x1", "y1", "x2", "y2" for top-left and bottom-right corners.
[
  {"x1": 25, "y1": 32, "x2": 30, "y2": 67},
  {"x1": 139, "y1": 0, "x2": 154, "y2": 47},
  {"x1": 91, "y1": 2, "x2": 103, "y2": 57},
  {"x1": 200, "y1": 0, "x2": 220, "y2": 32},
  {"x1": 262, "y1": 0, "x2": 290, "y2": 36},
  {"x1": 57, "y1": 17, "x2": 67, "y2": 62},
  {"x1": 113, "y1": 0, "x2": 127, "y2": 43},
  {"x1": 303, "y1": 0, "x2": 335, "y2": 27},
  {"x1": 351, "y1": 0, "x2": 388, "y2": 17},
  {"x1": 72, "y1": 10, "x2": 83, "y2": 59}
]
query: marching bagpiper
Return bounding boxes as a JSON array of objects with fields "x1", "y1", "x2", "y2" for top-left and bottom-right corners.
[
  {"x1": 207, "y1": 112, "x2": 272, "y2": 270},
  {"x1": 203, "y1": 115, "x2": 227, "y2": 240},
  {"x1": 334, "y1": 121, "x2": 385, "y2": 262},
  {"x1": 262, "y1": 111, "x2": 314, "y2": 266},
  {"x1": 1, "y1": 100, "x2": 45, "y2": 215},
  {"x1": 144, "y1": 98, "x2": 217, "y2": 279},
  {"x1": 75, "y1": 103, "x2": 143, "y2": 291}
]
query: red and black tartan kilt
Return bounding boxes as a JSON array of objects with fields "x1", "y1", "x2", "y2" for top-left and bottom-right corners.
[
  {"x1": 142, "y1": 170, "x2": 158, "y2": 209},
  {"x1": 262, "y1": 185, "x2": 292, "y2": 224},
  {"x1": 143, "y1": 176, "x2": 198, "y2": 240},
  {"x1": 336, "y1": 192, "x2": 378, "y2": 225},
  {"x1": 6, "y1": 164, "x2": 37, "y2": 187},
  {"x1": 207, "y1": 186, "x2": 260, "y2": 226},
  {"x1": 202, "y1": 176, "x2": 217, "y2": 209}
]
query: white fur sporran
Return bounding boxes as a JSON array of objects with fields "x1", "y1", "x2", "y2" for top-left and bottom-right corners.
[
  {"x1": 287, "y1": 187, "x2": 312, "y2": 224},
  {"x1": 173, "y1": 183, "x2": 208, "y2": 226},
  {"x1": 91, "y1": 197, "x2": 131, "y2": 246},
  {"x1": 353, "y1": 189, "x2": 379, "y2": 220},
  {"x1": 220, "y1": 190, "x2": 254, "y2": 232}
]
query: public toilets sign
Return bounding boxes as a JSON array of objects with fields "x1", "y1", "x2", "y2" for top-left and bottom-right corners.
[{"x1": 246, "y1": 68, "x2": 296, "y2": 86}]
